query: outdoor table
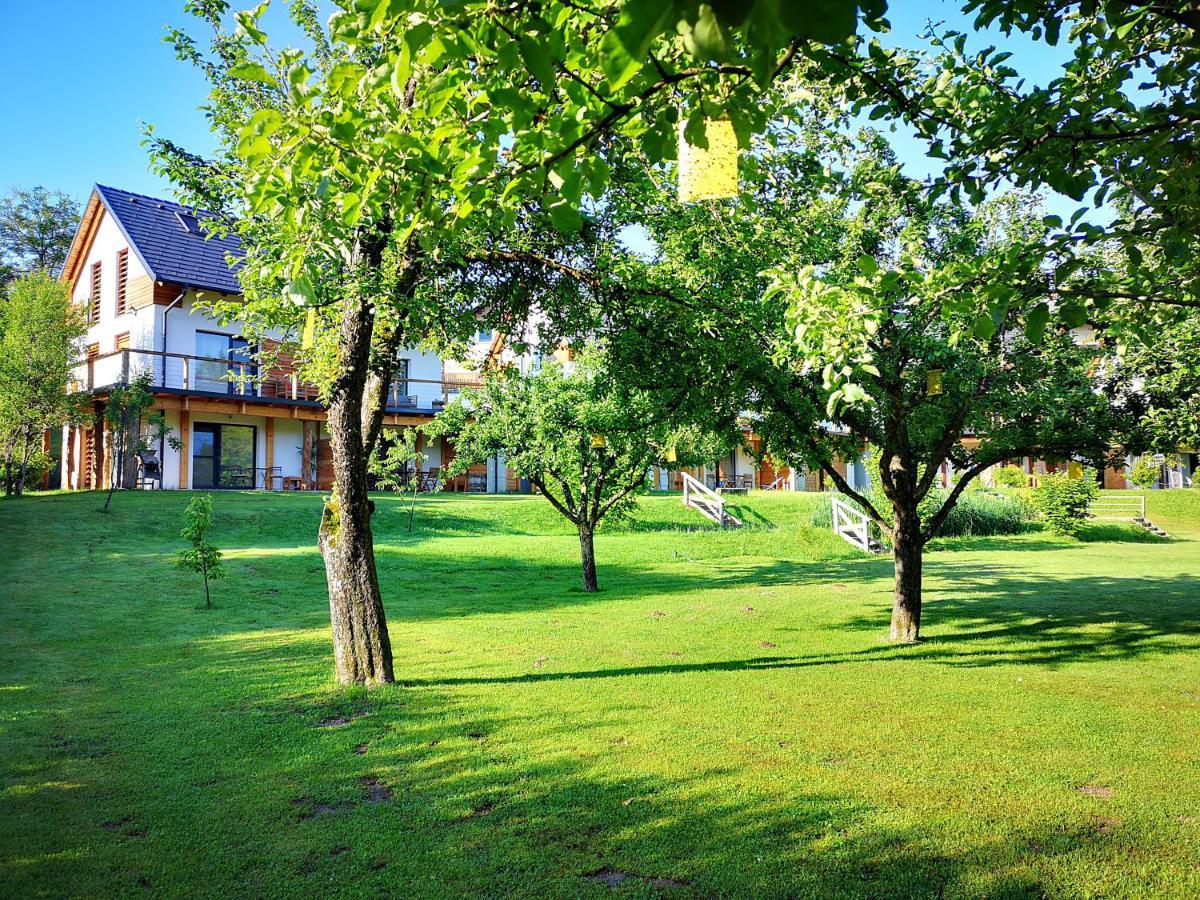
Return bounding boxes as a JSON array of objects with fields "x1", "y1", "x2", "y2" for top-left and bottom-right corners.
[{"x1": 255, "y1": 466, "x2": 283, "y2": 490}]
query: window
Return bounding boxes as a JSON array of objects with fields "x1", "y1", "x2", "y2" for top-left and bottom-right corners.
[
  {"x1": 390, "y1": 358, "x2": 411, "y2": 405},
  {"x1": 89, "y1": 261, "x2": 102, "y2": 322},
  {"x1": 86, "y1": 342, "x2": 100, "y2": 361},
  {"x1": 115, "y1": 332, "x2": 130, "y2": 351},
  {"x1": 194, "y1": 332, "x2": 257, "y2": 395},
  {"x1": 115, "y1": 249, "x2": 129, "y2": 316},
  {"x1": 175, "y1": 210, "x2": 199, "y2": 234},
  {"x1": 476, "y1": 328, "x2": 493, "y2": 343}
]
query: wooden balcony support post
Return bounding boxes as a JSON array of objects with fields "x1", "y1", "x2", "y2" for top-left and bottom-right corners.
[
  {"x1": 179, "y1": 410, "x2": 191, "y2": 490},
  {"x1": 264, "y1": 418, "x2": 275, "y2": 489}
]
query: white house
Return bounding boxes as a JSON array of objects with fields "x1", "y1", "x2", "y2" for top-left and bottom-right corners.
[{"x1": 59, "y1": 185, "x2": 458, "y2": 492}]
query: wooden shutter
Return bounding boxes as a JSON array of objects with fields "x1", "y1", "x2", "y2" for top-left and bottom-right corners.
[
  {"x1": 115, "y1": 332, "x2": 130, "y2": 351},
  {"x1": 86, "y1": 342, "x2": 100, "y2": 361},
  {"x1": 115, "y1": 249, "x2": 129, "y2": 316},
  {"x1": 90, "y1": 261, "x2": 102, "y2": 322},
  {"x1": 84, "y1": 430, "x2": 96, "y2": 490}
]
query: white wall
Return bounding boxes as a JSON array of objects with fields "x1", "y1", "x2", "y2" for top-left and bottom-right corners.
[
  {"x1": 418, "y1": 433, "x2": 443, "y2": 469},
  {"x1": 401, "y1": 350, "x2": 445, "y2": 409},
  {"x1": 154, "y1": 409, "x2": 304, "y2": 490},
  {"x1": 70, "y1": 208, "x2": 157, "y2": 387}
]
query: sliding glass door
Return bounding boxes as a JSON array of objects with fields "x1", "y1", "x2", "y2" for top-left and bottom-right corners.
[{"x1": 192, "y1": 423, "x2": 256, "y2": 489}]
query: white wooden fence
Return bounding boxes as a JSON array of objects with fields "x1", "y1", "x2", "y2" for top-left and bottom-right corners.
[
  {"x1": 831, "y1": 495, "x2": 880, "y2": 553},
  {"x1": 681, "y1": 471, "x2": 743, "y2": 528},
  {"x1": 1088, "y1": 494, "x2": 1145, "y2": 521}
]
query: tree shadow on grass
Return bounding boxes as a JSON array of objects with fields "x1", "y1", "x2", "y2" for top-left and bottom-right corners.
[
  {"x1": 378, "y1": 555, "x2": 1200, "y2": 678},
  {"x1": 12, "y1": 492, "x2": 1198, "y2": 677},
  {"x1": 869, "y1": 562, "x2": 1200, "y2": 669},
  {"x1": 61, "y1": 523, "x2": 1200, "y2": 677},
  {"x1": 9, "y1": 621, "x2": 1117, "y2": 898},
  {"x1": 723, "y1": 501, "x2": 776, "y2": 528}
]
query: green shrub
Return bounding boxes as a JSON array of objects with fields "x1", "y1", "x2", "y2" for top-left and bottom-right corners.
[
  {"x1": 936, "y1": 490, "x2": 1030, "y2": 536},
  {"x1": 1033, "y1": 470, "x2": 1099, "y2": 537},
  {"x1": 1008, "y1": 487, "x2": 1040, "y2": 521},
  {"x1": 1127, "y1": 454, "x2": 1166, "y2": 490},
  {"x1": 0, "y1": 448, "x2": 53, "y2": 490},
  {"x1": 991, "y1": 464, "x2": 1028, "y2": 489},
  {"x1": 809, "y1": 487, "x2": 1031, "y2": 539},
  {"x1": 808, "y1": 492, "x2": 837, "y2": 528}
]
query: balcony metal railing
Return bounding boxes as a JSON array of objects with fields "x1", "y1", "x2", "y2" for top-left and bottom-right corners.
[{"x1": 71, "y1": 348, "x2": 483, "y2": 412}]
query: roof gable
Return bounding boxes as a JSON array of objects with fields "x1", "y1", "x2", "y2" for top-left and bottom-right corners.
[{"x1": 92, "y1": 185, "x2": 244, "y2": 295}]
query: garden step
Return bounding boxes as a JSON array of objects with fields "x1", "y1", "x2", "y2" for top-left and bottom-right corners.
[{"x1": 1133, "y1": 517, "x2": 1170, "y2": 538}]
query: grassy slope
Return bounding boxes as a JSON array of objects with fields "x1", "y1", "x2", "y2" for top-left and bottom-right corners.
[{"x1": 1, "y1": 489, "x2": 1198, "y2": 898}]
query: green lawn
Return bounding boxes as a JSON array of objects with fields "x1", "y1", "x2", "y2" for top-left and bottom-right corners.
[{"x1": 2, "y1": 488, "x2": 1199, "y2": 897}]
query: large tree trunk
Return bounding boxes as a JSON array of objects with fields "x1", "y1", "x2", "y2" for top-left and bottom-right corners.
[
  {"x1": 1, "y1": 432, "x2": 16, "y2": 496},
  {"x1": 318, "y1": 294, "x2": 394, "y2": 686},
  {"x1": 890, "y1": 513, "x2": 924, "y2": 642},
  {"x1": 14, "y1": 430, "x2": 33, "y2": 497},
  {"x1": 300, "y1": 421, "x2": 315, "y2": 490},
  {"x1": 579, "y1": 525, "x2": 599, "y2": 593}
]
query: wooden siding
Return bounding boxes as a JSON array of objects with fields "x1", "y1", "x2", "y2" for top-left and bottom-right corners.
[
  {"x1": 126, "y1": 274, "x2": 155, "y2": 310},
  {"x1": 259, "y1": 338, "x2": 319, "y2": 401},
  {"x1": 60, "y1": 191, "x2": 103, "y2": 291},
  {"x1": 152, "y1": 281, "x2": 185, "y2": 305}
]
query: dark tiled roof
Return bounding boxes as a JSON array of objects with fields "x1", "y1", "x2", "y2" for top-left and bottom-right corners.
[{"x1": 95, "y1": 184, "x2": 243, "y2": 295}]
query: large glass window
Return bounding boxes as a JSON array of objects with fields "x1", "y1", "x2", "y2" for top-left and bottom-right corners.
[{"x1": 194, "y1": 332, "x2": 256, "y2": 394}]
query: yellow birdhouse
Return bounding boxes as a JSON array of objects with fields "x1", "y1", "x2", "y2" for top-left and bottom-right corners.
[
  {"x1": 590, "y1": 433, "x2": 607, "y2": 450},
  {"x1": 927, "y1": 370, "x2": 944, "y2": 396},
  {"x1": 678, "y1": 117, "x2": 739, "y2": 203}
]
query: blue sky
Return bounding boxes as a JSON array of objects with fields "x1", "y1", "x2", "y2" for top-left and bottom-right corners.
[{"x1": 0, "y1": 1, "x2": 1070, "y2": 210}]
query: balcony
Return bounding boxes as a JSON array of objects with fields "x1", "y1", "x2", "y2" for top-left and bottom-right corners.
[{"x1": 72, "y1": 348, "x2": 482, "y2": 414}]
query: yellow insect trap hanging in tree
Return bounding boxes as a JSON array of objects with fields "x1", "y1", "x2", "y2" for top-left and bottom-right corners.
[
  {"x1": 301, "y1": 308, "x2": 317, "y2": 350},
  {"x1": 590, "y1": 433, "x2": 608, "y2": 450},
  {"x1": 665, "y1": 445, "x2": 678, "y2": 464},
  {"x1": 678, "y1": 117, "x2": 739, "y2": 203},
  {"x1": 927, "y1": 370, "x2": 944, "y2": 396}
]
